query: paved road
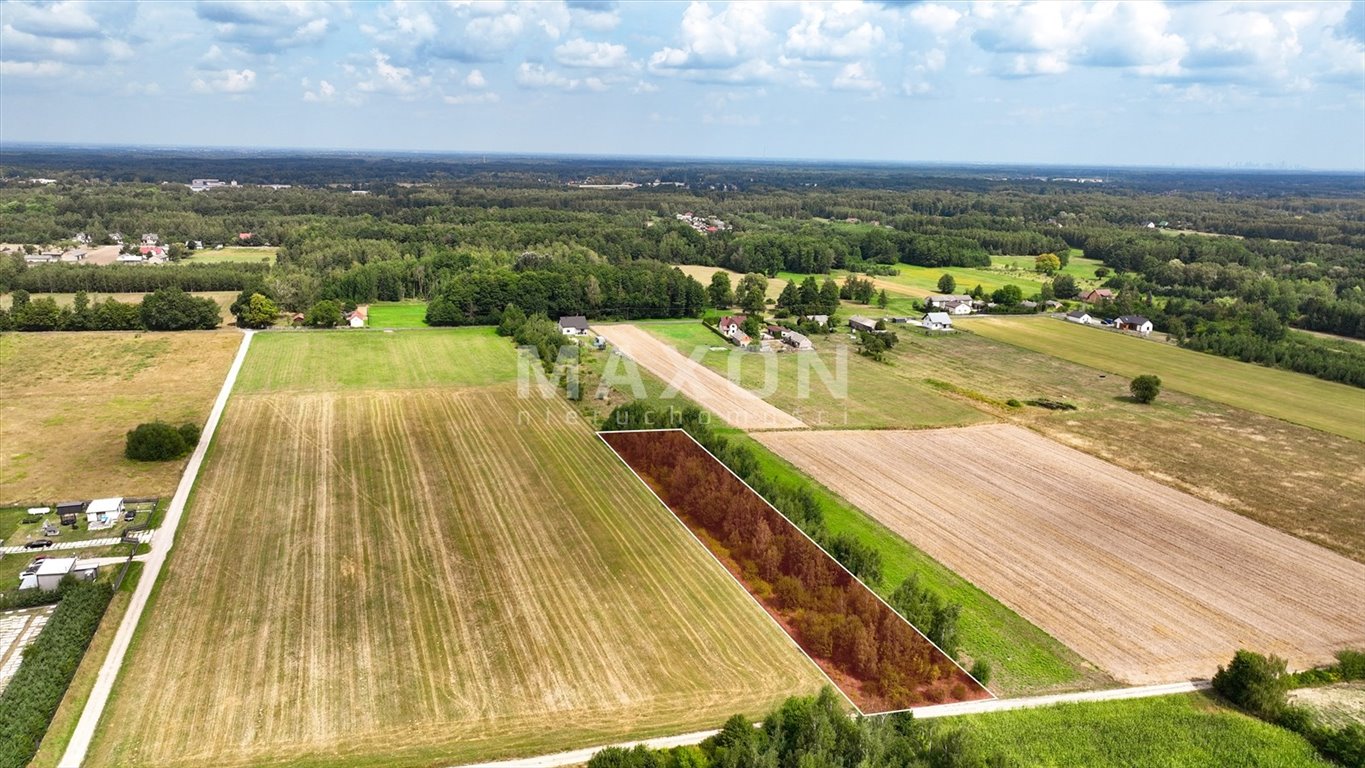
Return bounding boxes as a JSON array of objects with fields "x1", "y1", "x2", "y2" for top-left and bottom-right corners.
[
  {"x1": 59, "y1": 329, "x2": 254, "y2": 768},
  {"x1": 0, "y1": 530, "x2": 152, "y2": 556},
  {"x1": 448, "y1": 681, "x2": 1211, "y2": 768}
]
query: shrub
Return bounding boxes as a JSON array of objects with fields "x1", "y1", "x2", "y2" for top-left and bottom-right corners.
[
  {"x1": 1212, "y1": 649, "x2": 1289, "y2": 720},
  {"x1": 178, "y1": 422, "x2": 202, "y2": 449},
  {"x1": 1005, "y1": 398, "x2": 1022, "y2": 408},
  {"x1": 1336, "y1": 649, "x2": 1365, "y2": 680},
  {"x1": 970, "y1": 658, "x2": 993, "y2": 685},
  {"x1": 125, "y1": 421, "x2": 189, "y2": 461},
  {"x1": 1130, "y1": 374, "x2": 1162, "y2": 404}
]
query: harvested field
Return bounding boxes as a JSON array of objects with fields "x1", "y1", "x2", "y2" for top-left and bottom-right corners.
[
  {"x1": 0, "y1": 331, "x2": 242, "y2": 504},
  {"x1": 87, "y1": 333, "x2": 823, "y2": 768},
  {"x1": 600, "y1": 429, "x2": 989, "y2": 713},
  {"x1": 757, "y1": 424, "x2": 1365, "y2": 684},
  {"x1": 594, "y1": 323, "x2": 806, "y2": 430}
]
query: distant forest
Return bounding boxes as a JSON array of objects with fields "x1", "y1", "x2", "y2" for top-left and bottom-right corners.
[{"x1": 2, "y1": 148, "x2": 1363, "y2": 385}]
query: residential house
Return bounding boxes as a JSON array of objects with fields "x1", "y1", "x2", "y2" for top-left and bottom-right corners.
[
  {"x1": 1065, "y1": 310, "x2": 1093, "y2": 324},
  {"x1": 29, "y1": 558, "x2": 98, "y2": 592},
  {"x1": 141, "y1": 233, "x2": 160, "y2": 246},
  {"x1": 60, "y1": 249, "x2": 87, "y2": 263},
  {"x1": 139, "y1": 245, "x2": 167, "y2": 259},
  {"x1": 926, "y1": 294, "x2": 973, "y2": 310},
  {"x1": 1081, "y1": 288, "x2": 1115, "y2": 304},
  {"x1": 942, "y1": 299, "x2": 974, "y2": 315},
  {"x1": 86, "y1": 497, "x2": 123, "y2": 530},
  {"x1": 24, "y1": 251, "x2": 61, "y2": 264},
  {"x1": 848, "y1": 316, "x2": 878, "y2": 334},
  {"x1": 803, "y1": 314, "x2": 830, "y2": 327},
  {"x1": 921, "y1": 312, "x2": 953, "y2": 331},
  {"x1": 718, "y1": 315, "x2": 752, "y2": 346},
  {"x1": 116, "y1": 253, "x2": 146, "y2": 263},
  {"x1": 348, "y1": 306, "x2": 369, "y2": 328},
  {"x1": 1116, "y1": 315, "x2": 1154, "y2": 334},
  {"x1": 73, "y1": 232, "x2": 92, "y2": 246},
  {"x1": 558, "y1": 315, "x2": 589, "y2": 336},
  {"x1": 238, "y1": 232, "x2": 255, "y2": 241}
]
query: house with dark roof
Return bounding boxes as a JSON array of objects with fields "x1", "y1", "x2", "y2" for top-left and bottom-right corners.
[
  {"x1": 848, "y1": 316, "x2": 878, "y2": 334},
  {"x1": 1065, "y1": 310, "x2": 1093, "y2": 324},
  {"x1": 558, "y1": 315, "x2": 589, "y2": 336},
  {"x1": 1116, "y1": 315, "x2": 1153, "y2": 334}
]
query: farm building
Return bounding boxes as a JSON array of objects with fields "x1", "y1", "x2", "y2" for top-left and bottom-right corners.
[
  {"x1": 1066, "y1": 310, "x2": 1093, "y2": 324},
  {"x1": 778, "y1": 329, "x2": 814, "y2": 350},
  {"x1": 922, "y1": 312, "x2": 953, "y2": 331},
  {"x1": 558, "y1": 316, "x2": 589, "y2": 336},
  {"x1": 348, "y1": 306, "x2": 369, "y2": 328},
  {"x1": 803, "y1": 314, "x2": 830, "y2": 327},
  {"x1": 86, "y1": 497, "x2": 123, "y2": 530},
  {"x1": 1117, "y1": 315, "x2": 1154, "y2": 334},
  {"x1": 926, "y1": 294, "x2": 972, "y2": 309},
  {"x1": 1081, "y1": 288, "x2": 1115, "y2": 304},
  {"x1": 848, "y1": 316, "x2": 878, "y2": 334}
]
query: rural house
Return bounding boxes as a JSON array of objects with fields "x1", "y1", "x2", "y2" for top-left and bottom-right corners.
[
  {"x1": 779, "y1": 329, "x2": 814, "y2": 350},
  {"x1": 347, "y1": 306, "x2": 369, "y2": 328},
  {"x1": 558, "y1": 316, "x2": 589, "y2": 336},
  {"x1": 717, "y1": 316, "x2": 752, "y2": 347},
  {"x1": 1116, "y1": 315, "x2": 1153, "y2": 334},
  {"x1": 803, "y1": 314, "x2": 830, "y2": 327},
  {"x1": 921, "y1": 312, "x2": 953, "y2": 331},
  {"x1": 86, "y1": 497, "x2": 124, "y2": 530},
  {"x1": 926, "y1": 295, "x2": 973, "y2": 313},
  {"x1": 848, "y1": 316, "x2": 878, "y2": 334},
  {"x1": 24, "y1": 557, "x2": 99, "y2": 592},
  {"x1": 1081, "y1": 288, "x2": 1115, "y2": 304},
  {"x1": 1066, "y1": 310, "x2": 1093, "y2": 324}
]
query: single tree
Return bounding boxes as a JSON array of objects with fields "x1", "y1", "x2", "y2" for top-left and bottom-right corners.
[
  {"x1": 736, "y1": 273, "x2": 768, "y2": 314},
  {"x1": 1035, "y1": 253, "x2": 1062, "y2": 274},
  {"x1": 876, "y1": 289, "x2": 889, "y2": 309},
  {"x1": 305, "y1": 299, "x2": 343, "y2": 328},
  {"x1": 991, "y1": 284, "x2": 1023, "y2": 306},
  {"x1": 237, "y1": 292, "x2": 279, "y2": 329},
  {"x1": 1052, "y1": 273, "x2": 1079, "y2": 299},
  {"x1": 125, "y1": 422, "x2": 189, "y2": 461},
  {"x1": 936, "y1": 273, "x2": 956, "y2": 294},
  {"x1": 1130, "y1": 374, "x2": 1162, "y2": 403},
  {"x1": 707, "y1": 271, "x2": 734, "y2": 308}
]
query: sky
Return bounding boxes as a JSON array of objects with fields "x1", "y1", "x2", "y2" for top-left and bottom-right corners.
[{"x1": 2, "y1": 1, "x2": 1363, "y2": 169}]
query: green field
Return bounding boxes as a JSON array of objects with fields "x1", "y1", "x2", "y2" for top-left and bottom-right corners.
[
  {"x1": 639, "y1": 321, "x2": 988, "y2": 430},
  {"x1": 184, "y1": 246, "x2": 276, "y2": 264},
  {"x1": 729, "y1": 432, "x2": 1108, "y2": 696},
  {"x1": 367, "y1": 302, "x2": 429, "y2": 328},
  {"x1": 89, "y1": 330, "x2": 823, "y2": 768},
  {"x1": 236, "y1": 327, "x2": 516, "y2": 393},
  {"x1": 966, "y1": 315, "x2": 1365, "y2": 441},
  {"x1": 961, "y1": 693, "x2": 1330, "y2": 766}
]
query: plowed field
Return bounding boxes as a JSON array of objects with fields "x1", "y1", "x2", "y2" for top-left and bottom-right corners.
[
  {"x1": 594, "y1": 323, "x2": 807, "y2": 430},
  {"x1": 85, "y1": 331, "x2": 823, "y2": 768},
  {"x1": 757, "y1": 424, "x2": 1365, "y2": 684}
]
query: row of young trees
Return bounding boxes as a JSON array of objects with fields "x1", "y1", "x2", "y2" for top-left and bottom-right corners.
[
  {"x1": 601, "y1": 423, "x2": 981, "y2": 709},
  {"x1": 0, "y1": 288, "x2": 219, "y2": 332}
]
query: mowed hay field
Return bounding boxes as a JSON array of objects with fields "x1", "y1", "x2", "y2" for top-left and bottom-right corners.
[
  {"x1": 0, "y1": 331, "x2": 241, "y2": 503},
  {"x1": 594, "y1": 323, "x2": 807, "y2": 430},
  {"x1": 758, "y1": 425, "x2": 1365, "y2": 684},
  {"x1": 966, "y1": 315, "x2": 1365, "y2": 441},
  {"x1": 87, "y1": 330, "x2": 824, "y2": 768}
]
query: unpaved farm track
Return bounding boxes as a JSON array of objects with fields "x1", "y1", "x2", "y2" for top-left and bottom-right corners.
[
  {"x1": 594, "y1": 323, "x2": 806, "y2": 430},
  {"x1": 757, "y1": 424, "x2": 1365, "y2": 684},
  {"x1": 84, "y1": 382, "x2": 823, "y2": 768}
]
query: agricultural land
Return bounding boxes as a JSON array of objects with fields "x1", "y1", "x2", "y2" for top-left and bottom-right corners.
[
  {"x1": 966, "y1": 315, "x2": 1364, "y2": 441},
  {"x1": 756, "y1": 424, "x2": 1365, "y2": 684},
  {"x1": 0, "y1": 331, "x2": 241, "y2": 503},
  {"x1": 84, "y1": 328, "x2": 825, "y2": 768}
]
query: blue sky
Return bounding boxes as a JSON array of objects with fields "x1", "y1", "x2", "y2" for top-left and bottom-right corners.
[{"x1": 2, "y1": 1, "x2": 1363, "y2": 169}]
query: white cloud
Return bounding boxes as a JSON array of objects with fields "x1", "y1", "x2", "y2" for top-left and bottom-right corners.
[
  {"x1": 366, "y1": 1, "x2": 568, "y2": 63},
  {"x1": 302, "y1": 78, "x2": 336, "y2": 102},
  {"x1": 554, "y1": 38, "x2": 630, "y2": 69},
  {"x1": 908, "y1": 3, "x2": 962, "y2": 38},
  {"x1": 831, "y1": 62, "x2": 880, "y2": 92},
  {"x1": 568, "y1": 1, "x2": 621, "y2": 32},
  {"x1": 196, "y1": 1, "x2": 340, "y2": 52},
  {"x1": 191, "y1": 68, "x2": 257, "y2": 94},
  {"x1": 784, "y1": 2, "x2": 886, "y2": 62},
  {"x1": 649, "y1": 2, "x2": 776, "y2": 83},
  {"x1": 515, "y1": 61, "x2": 609, "y2": 91},
  {"x1": 465, "y1": 69, "x2": 488, "y2": 88},
  {"x1": 444, "y1": 91, "x2": 501, "y2": 105},
  {"x1": 353, "y1": 51, "x2": 431, "y2": 97},
  {"x1": 0, "y1": 59, "x2": 66, "y2": 77}
]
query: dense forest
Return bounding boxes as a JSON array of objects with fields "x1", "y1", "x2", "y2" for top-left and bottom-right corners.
[{"x1": 2, "y1": 151, "x2": 1363, "y2": 385}]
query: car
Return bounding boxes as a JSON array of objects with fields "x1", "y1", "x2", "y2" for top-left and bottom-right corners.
[
  {"x1": 24, "y1": 539, "x2": 54, "y2": 549},
  {"x1": 124, "y1": 511, "x2": 137, "y2": 522}
]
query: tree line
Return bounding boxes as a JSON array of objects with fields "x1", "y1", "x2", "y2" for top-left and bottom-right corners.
[{"x1": 0, "y1": 288, "x2": 220, "y2": 332}]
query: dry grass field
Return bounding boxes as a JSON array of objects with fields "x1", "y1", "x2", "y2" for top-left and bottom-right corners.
[
  {"x1": 757, "y1": 424, "x2": 1365, "y2": 685},
  {"x1": 0, "y1": 331, "x2": 242, "y2": 504},
  {"x1": 594, "y1": 323, "x2": 807, "y2": 430},
  {"x1": 86, "y1": 331, "x2": 824, "y2": 768}
]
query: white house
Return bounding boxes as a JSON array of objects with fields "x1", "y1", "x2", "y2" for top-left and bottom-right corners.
[
  {"x1": 1117, "y1": 315, "x2": 1154, "y2": 334},
  {"x1": 922, "y1": 312, "x2": 953, "y2": 330},
  {"x1": 116, "y1": 253, "x2": 146, "y2": 263},
  {"x1": 86, "y1": 497, "x2": 123, "y2": 530},
  {"x1": 718, "y1": 315, "x2": 751, "y2": 346},
  {"x1": 942, "y1": 300, "x2": 974, "y2": 315},
  {"x1": 348, "y1": 306, "x2": 369, "y2": 328},
  {"x1": 558, "y1": 315, "x2": 589, "y2": 336},
  {"x1": 803, "y1": 314, "x2": 830, "y2": 327},
  {"x1": 1065, "y1": 310, "x2": 1093, "y2": 325},
  {"x1": 141, "y1": 233, "x2": 160, "y2": 246},
  {"x1": 926, "y1": 294, "x2": 973, "y2": 309},
  {"x1": 30, "y1": 558, "x2": 98, "y2": 592}
]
